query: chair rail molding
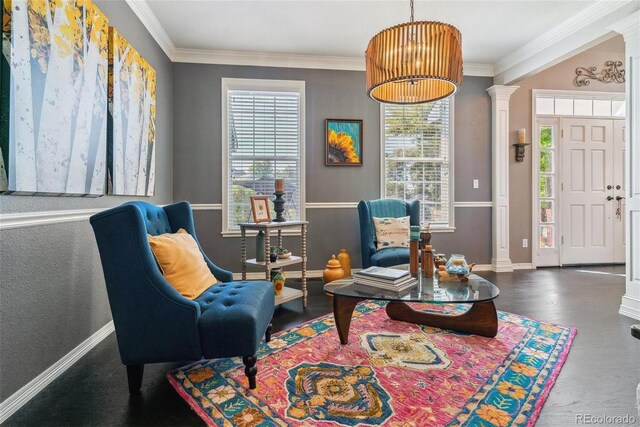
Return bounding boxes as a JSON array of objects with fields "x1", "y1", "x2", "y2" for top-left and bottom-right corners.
[
  {"x1": 453, "y1": 201, "x2": 494, "y2": 208},
  {"x1": 0, "y1": 208, "x2": 102, "y2": 230},
  {"x1": 306, "y1": 202, "x2": 359, "y2": 209},
  {"x1": 611, "y1": 11, "x2": 640, "y2": 320},
  {"x1": 487, "y1": 85, "x2": 519, "y2": 273}
]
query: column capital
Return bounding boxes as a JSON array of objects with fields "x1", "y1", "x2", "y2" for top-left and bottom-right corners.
[{"x1": 486, "y1": 85, "x2": 519, "y2": 101}]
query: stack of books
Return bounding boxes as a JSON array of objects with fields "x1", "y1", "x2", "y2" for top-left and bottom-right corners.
[{"x1": 352, "y1": 266, "x2": 417, "y2": 293}]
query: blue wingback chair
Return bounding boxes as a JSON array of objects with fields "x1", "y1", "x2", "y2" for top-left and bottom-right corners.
[
  {"x1": 90, "y1": 201, "x2": 275, "y2": 392},
  {"x1": 358, "y1": 198, "x2": 421, "y2": 268}
]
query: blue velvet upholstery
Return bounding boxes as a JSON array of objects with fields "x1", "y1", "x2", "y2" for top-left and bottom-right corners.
[
  {"x1": 358, "y1": 199, "x2": 422, "y2": 268},
  {"x1": 90, "y1": 201, "x2": 274, "y2": 390}
]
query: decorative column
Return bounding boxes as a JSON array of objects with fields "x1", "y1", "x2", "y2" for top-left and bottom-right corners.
[
  {"x1": 612, "y1": 12, "x2": 640, "y2": 320},
  {"x1": 486, "y1": 85, "x2": 519, "y2": 273}
]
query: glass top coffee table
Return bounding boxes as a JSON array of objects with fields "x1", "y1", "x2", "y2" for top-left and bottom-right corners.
[{"x1": 324, "y1": 267, "x2": 500, "y2": 344}]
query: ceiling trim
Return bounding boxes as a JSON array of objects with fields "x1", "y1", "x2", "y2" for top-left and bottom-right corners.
[
  {"x1": 494, "y1": 0, "x2": 638, "y2": 83},
  {"x1": 172, "y1": 48, "x2": 365, "y2": 71},
  {"x1": 464, "y1": 63, "x2": 494, "y2": 77},
  {"x1": 172, "y1": 47, "x2": 494, "y2": 76},
  {"x1": 125, "y1": 0, "x2": 175, "y2": 59},
  {"x1": 127, "y1": 0, "x2": 633, "y2": 82}
]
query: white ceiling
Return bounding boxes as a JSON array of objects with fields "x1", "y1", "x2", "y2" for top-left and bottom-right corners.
[
  {"x1": 133, "y1": 0, "x2": 639, "y2": 82},
  {"x1": 146, "y1": 0, "x2": 596, "y2": 63}
]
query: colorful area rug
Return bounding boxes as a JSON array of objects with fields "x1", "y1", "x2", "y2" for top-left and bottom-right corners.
[{"x1": 168, "y1": 302, "x2": 576, "y2": 426}]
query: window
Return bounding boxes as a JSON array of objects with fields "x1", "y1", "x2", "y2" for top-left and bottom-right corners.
[
  {"x1": 222, "y1": 78, "x2": 305, "y2": 234},
  {"x1": 537, "y1": 121, "x2": 557, "y2": 250},
  {"x1": 382, "y1": 99, "x2": 454, "y2": 229}
]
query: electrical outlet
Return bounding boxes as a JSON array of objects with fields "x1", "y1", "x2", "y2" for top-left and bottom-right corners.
[
  {"x1": 522, "y1": 239, "x2": 528, "y2": 248},
  {"x1": 473, "y1": 179, "x2": 479, "y2": 189}
]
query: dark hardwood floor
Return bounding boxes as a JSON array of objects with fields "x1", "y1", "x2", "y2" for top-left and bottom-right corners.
[{"x1": 5, "y1": 266, "x2": 639, "y2": 426}]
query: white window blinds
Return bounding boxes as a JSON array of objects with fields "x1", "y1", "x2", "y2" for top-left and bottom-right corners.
[
  {"x1": 225, "y1": 85, "x2": 303, "y2": 231},
  {"x1": 383, "y1": 99, "x2": 453, "y2": 227}
]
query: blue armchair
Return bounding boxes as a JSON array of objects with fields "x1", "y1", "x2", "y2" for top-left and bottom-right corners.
[
  {"x1": 358, "y1": 198, "x2": 421, "y2": 268},
  {"x1": 90, "y1": 201, "x2": 275, "y2": 392}
]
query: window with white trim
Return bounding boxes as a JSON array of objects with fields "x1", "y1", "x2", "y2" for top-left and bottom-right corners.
[
  {"x1": 222, "y1": 78, "x2": 305, "y2": 233},
  {"x1": 382, "y1": 99, "x2": 454, "y2": 229}
]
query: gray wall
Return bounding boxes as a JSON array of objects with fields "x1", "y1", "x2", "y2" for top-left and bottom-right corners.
[
  {"x1": 0, "y1": 2, "x2": 173, "y2": 400},
  {"x1": 173, "y1": 63, "x2": 493, "y2": 271},
  {"x1": 508, "y1": 36, "x2": 625, "y2": 263}
]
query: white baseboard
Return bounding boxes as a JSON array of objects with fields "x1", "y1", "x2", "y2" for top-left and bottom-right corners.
[
  {"x1": 513, "y1": 263, "x2": 535, "y2": 270},
  {"x1": 0, "y1": 321, "x2": 115, "y2": 424},
  {"x1": 474, "y1": 263, "x2": 535, "y2": 272},
  {"x1": 619, "y1": 295, "x2": 640, "y2": 321}
]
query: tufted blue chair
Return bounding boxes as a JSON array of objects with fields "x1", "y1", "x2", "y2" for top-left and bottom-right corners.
[
  {"x1": 358, "y1": 199, "x2": 422, "y2": 268},
  {"x1": 90, "y1": 201, "x2": 275, "y2": 392}
]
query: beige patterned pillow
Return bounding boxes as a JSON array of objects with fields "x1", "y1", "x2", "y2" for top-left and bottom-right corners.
[{"x1": 373, "y1": 216, "x2": 410, "y2": 250}]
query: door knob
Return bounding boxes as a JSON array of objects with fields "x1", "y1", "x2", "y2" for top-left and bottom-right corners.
[
  {"x1": 607, "y1": 196, "x2": 614, "y2": 201},
  {"x1": 616, "y1": 196, "x2": 625, "y2": 201}
]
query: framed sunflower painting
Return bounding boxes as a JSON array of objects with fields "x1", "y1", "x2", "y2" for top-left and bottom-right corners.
[{"x1": 325, "y1": 119, "x2": 362, "y2": 166}]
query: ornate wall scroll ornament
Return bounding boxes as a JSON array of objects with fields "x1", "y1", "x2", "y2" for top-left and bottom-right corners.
[{"x1": 575, "y1": 61, "x2": 625, "y2": 87}]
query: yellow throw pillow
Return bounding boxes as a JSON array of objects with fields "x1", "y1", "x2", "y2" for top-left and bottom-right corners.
[
  {"x1": 147, "y1": 228, "x2": 217, "y2": 299},
  {"x1": 373, "y1": 216, "x2": 410, "y2": 250}
]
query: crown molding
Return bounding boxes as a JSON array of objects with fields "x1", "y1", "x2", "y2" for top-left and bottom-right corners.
[
  {"x1": 463, "y1": 63, "x2": 494, "y2": 77},
  {"x1": 125, "y1": 0, "x2": 175, "y2": 60},
  {"x1": 172, "y1": 48, "x2": 365, "y2": 71},
  {"x1": 494, "y1": 0, "x2": 639, "y2": 84},
  {"x1": 173, "y1": 47, "x2": 493, "y2": 76},
  {"x1": 127, "y1": 0, "x2": 633, "y2": 81},
  {"x1": 494, "y1": 0, "x2": 633, "y2": 76},
  {"x1": 128, "y1": 0, "x2": 492, "y2": 75},
  {"x1": 608, "y1": 10, "x2": 640, "y2": 39}
]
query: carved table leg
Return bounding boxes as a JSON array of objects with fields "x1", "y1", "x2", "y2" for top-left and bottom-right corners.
[
  {"x1": 333, "y1": 295, "x2": 363, "y2": 345},
  {"x1": 385, "y1": 300, "x2": 498, "y2": 338}
]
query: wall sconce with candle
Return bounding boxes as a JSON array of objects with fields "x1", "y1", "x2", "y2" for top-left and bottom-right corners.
[{"x1": 513, "y1": 128, "x2": 530, "y2": 162}]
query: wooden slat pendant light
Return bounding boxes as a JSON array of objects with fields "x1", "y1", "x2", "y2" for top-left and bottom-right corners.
[{"x1": 365, "y1": 0, "x2": 463, "y2": 104}]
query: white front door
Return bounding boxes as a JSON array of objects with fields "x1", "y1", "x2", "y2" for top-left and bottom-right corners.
[{"x1": 561, "y1": 118, "x2": 617, "y2": 264}]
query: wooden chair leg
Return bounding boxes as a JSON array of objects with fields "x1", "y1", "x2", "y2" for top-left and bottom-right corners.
[
  {"x1": 243, "y1": 355, "x2": 257, "y2": 389},
  {"x1": 126, "y1": 364, "x2": 144, "y2": 394},
  {"x1": 265, "y1": 323, "x2": 273, "y2": 343}
]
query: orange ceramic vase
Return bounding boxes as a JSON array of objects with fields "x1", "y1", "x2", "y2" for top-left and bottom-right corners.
[
  {"x1": 323, "y1": 255, "x2": 345, "y2": 284},
  {"x1": 337, "y1": 249, "x2": 352, "y2": 277}
]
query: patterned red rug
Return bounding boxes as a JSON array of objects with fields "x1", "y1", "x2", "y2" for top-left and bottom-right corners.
[{"x1": 168, "y1": 302, "x2": 576, "y2": 426}]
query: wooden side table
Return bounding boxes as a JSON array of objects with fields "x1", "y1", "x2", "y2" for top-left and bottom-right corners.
[{"x1": 239, "y1": 221, "x2": 308, "y2": 307}]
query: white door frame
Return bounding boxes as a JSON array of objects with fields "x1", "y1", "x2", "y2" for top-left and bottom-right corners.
[{"x1": 531, "y1": 90, "x2": 626, "y2": 267}]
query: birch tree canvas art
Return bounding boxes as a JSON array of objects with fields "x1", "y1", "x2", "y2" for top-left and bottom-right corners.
[
  {"x1": 0, "y1": 0, "x2": 109, "y2": 196},
  {"x1": 107, "y1": 27, "x2": 156, "y2": 196}
]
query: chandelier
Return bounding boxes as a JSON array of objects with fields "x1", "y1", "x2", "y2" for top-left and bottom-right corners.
[{"x1": 365, "y1": 0, "x2": 463, "y2": 104}]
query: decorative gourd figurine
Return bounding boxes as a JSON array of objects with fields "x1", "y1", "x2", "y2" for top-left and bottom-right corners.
[
  {"x1": 323, "y1": 255, "x2": 345, "y2": 284},
  {"x1": 336, "y1": 249, "x2": 352, "y2": 277}
]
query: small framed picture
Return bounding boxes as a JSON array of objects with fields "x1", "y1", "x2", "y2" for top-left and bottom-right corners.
[
  {"x1": 325, "y1": 119, "x2": 363, "y2": 166},
  {"x1": 250, "y1": 196, "x2": 272, "y2": 223}
]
